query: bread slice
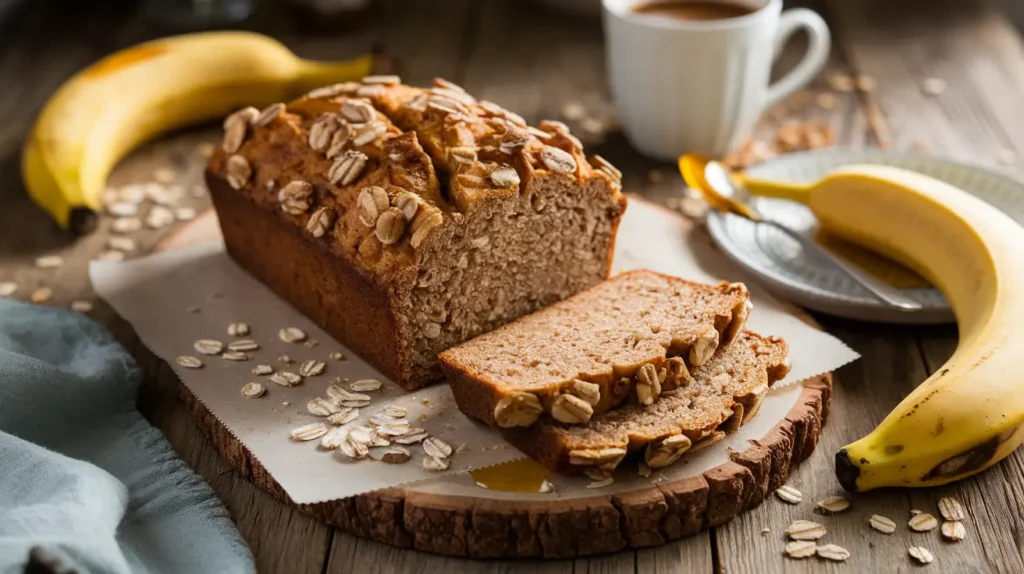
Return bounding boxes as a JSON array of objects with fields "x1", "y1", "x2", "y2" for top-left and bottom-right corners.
[
  {"x1": 439, "y1": 270, "x2": 752, "y2": 428},
  {"x1": 499, "y1": 331, "x2": 789, "y2": 473}
]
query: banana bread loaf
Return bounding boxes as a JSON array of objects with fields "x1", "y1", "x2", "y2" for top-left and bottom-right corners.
[
  {"x1": 439, "y1": 270, "x2": 753, "y2": 428},
  {"x1": 206, "y1": 76, "x2": 627, "y2": 390},
  {"x1": 500, "y1": 331, "x2": 789, "y2": 474}
]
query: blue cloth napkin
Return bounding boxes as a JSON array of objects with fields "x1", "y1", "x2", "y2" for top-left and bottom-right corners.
[{"x1": 0, "y1": 299, "x2": 254, "y2": 574}]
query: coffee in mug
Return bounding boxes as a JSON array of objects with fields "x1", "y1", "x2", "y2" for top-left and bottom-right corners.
[{"x1": 631, "y1": 1, "x2": 754, "y2": 22}]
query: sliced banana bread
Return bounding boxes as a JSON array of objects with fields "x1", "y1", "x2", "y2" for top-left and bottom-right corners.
[
  {"x1": 206, "y1": 76, "x2": 626, "y2": 390},
  {"x1": 439, "y1": 270, "x2": 753, "y2": 428},
  {"x1": 500, "y1": 331, "x2": 789, "y2": 473}
]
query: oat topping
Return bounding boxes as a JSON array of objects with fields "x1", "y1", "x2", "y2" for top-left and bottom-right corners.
[
  {"x1": 253, "y1": 103, "x2": 285, "y2": 127},
  {"x1": 362, "y1": 74, "x2": 401, "y2": 85},
  {"x1": 35, "y1": 255, "x2": 64, "y2": 269},
  {"x1": 222, "y1": 117, "x2": 248, "y2": 153},
  {"x1": 392, "y1": 191, "x2": 422, "y2": 222},
  {"x1": 306, "y1": 207, "x2": 337, "y2": 239},
  {"x1": 357, "y1": 186, "x2": 390, "y2": 227},
  {"x1": 645, "y1": 434, "x2": 692, "y2": 468},
  {"x1": 352, "y1": 120, "x2": 388, "y2": 147},
  {"x1": 539, "y1": 145, "x2": 577, "y2": 174},
  {"x1": 493, "y1": 392, "x2": 543, "y2": 427},
  {"x1": 309, "y1": 113, "x2": 344, "y2": 152},
  {"x1": 328, "y1": 408, "x2": 359, "y2": 426},
  {"x1": 409, "y1": 210, "x2": 443, "y2": 249},
  {"x1": 328, "y1": 151, "x2": 368, "y2": 186},
  {"x1": 489, "y1": 165, "x2": 520, "y2": 188},
  {"x1": 279, "y1": 180, "x2": 314, "y2": 215},
  {"x1": 341, "y1": 99, "x2": 376, "y2": 123},
  {"x1": 226, "y1": 155, "x2": 252, "y2": 189}
]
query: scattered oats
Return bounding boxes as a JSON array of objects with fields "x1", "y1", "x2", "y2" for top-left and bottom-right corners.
[
  {"x1": 279, "y1": 327, "x2": 307, "y2": 343},
  {"x1": 827, "y1": 72, "x2": 855, "y2": 92},
  {"x1": 111, "y1": 217, "x2": 143, "y2": 233},
  {"x1": 175, "y1": 207, "x2": 197, "y2": 221},
  {"x1": 303, "y1": 339, "x2": 318, "y2": 349},
  {"x1": 909, "y1": 546, "x2": 934, "y2": 565},
  {"x1": 227, "y1": 322, "x2": 250, "y2": 337},
  {"x1": 241, "y1": 382, "x2": 265, "y2": 398},
  {"x1": 187, "y1": 306, "x2": 200, "y2": 313},
  {"x1": 909, "y1": 512, "x2": 939, "y2": 532},
  {"x1": 423, "y1": 455, "x2": 449, "y2": 471},
  {"x1": 816, "y1": 544, "x2": 850, "y2": 562},
  {"x1": 290, "y1": 422, "x2": 329, "y2": 442},
  {"x1": 340, "y1": 439, "x2": 369, "y2": 459},
  {"x1": 638, "y1": 462, "x2": 652, "y2": 478},
  {"x1": 785, "y1": 520, "x2": 826, "y2": 541},
  {"x1": 254, "y1": 102, "x2": 285, "y2": 127},
  {"x1": 423, "y1": 437, "x2": 453, "y2": 458},
  {"x1": 196, "y1": 142, "x2": 215, "y2": 158},
  {"x1": 921, "y1": 77, "x2": 947, "y2": 96},
  {"x1": 222, "y1": 351, "x2": 248, "y2": 361},
  {"x1": 193, "y1": 339, "x2": 223, "y2": 355},
  {"x1": 350, "y1": 379, "x2": 382, "y2": 392},
  {"x1": 329, "y1": 352, "x2": 347, "y2": 361},
  {"x1": 377, "y1": 421, "x2": 412, "y2": 437},
  {"x1": 539, "y1": 480, "x2": 555, "y2": 494},
  {"x1": 775, "y1": 485, "x2": 803, "y2": 504},
  {"x1": 270, "y1": 371, "x2": 302, "y2": 387},
  {"x1": 348, "y1": 426, "x2": 373, "y2": 445},
  {"x1": 586, "y1": 476, "x2": 614, "y2": 489},
  {"x1": 938, "y1": 497, "x2": 966, "y2": 521},
  {"x1": 328, "y1": 408, "x2": 359, "y2": 426},
  {"x1": 579, "y1": 117, "x2": 604, "y2": 137},
  {"x1": 282, "y1": 401, "x2": 290, "y2": 406},
  {"x1": 869, "y1": 514, "x2": 897, "y2": 534},
  {"x1": 784, "y1": 540, "x2": 817, "y2": 559},
  {"x1": 299, "y1": 359, "x2": 326, "y2": 377},
  {"x1": 35, "y1": 255, "x2": 64, "y2": 269},
  {"x1": 320, "y1": 427, "x2": 349, "y2": 449},
  {"x1": 997, "y1": 149, "x2": 1017, "y2": 165},
  {"x1": 327, "y1": 384, "x2": 371, "y2": 404},
  {"x1": 107, "y1": 236, "x2": 136, "y2": 252},
  {"x1": 489, "y1": 165, "x2": 521, "y2": 188},
  {"x1": 30, "y1": 286, "x2": 52, "y2": 303},
  {"x1": 0, "y1": 282, "x2": 17, "y2": 297},
  {"x1": 278, "y1": 354, "x2": 293, "y2": 364},
  {"x1": 145, "y1": 206, "x2": 175, "y2": 229},
  {"x1": 646, "y1": 169, "x2": 664, "y2": 184},
  {"x1": 227, "y1": 339, "x2": 259, "y2": 352},
  {"x1": 560, "y1": 101, "x2": 586, "y2": 121},
  {"x1": 374, "y1": 446, "x2": 412, "y2": 464},
  {"x1": 96, "y1": 250, "x2": 126, "y2": 262},
  {"x1": 941, "y1": 520, "x2": 965, "y2": 542},
  {"x1": 816, "y1": 92, "x2": 838, "y2": 110},
  {"x1": 368, "y1": 432, "x2": 391, "y2": 447},
  {"x1": 384, "y1": 405, "x2": 407, "y2": 418},
  {"x1": 153, "y1": 167, "x2": 176, "y2": 184},
  {"x1": 176, "y1": 355, "x2": 203, "y2": 369},
  {"x1": 106, "y1": 202, "x2": 139, "y2": 217},
  {"x1": 856, "y1": 74, "x2": 876, "y2": 92},
  {"x1": 147, "y1": 183, "x2": 184, "y2": 206},
  {"x1": 816, "y1": 496, "x2": 850, "y2": 514},
  {"x1": 760, "y1": 527, "x2": 770, "y2": 535},
  {"x1": 252, "y1": 364, "x2": 273, "y2": 376},
  {"x1": 308, "y1": 397, "x2": 341, "y2": 417},
  {"x1": 394, "y1": 429, "x2": 428, "y2": 444}
]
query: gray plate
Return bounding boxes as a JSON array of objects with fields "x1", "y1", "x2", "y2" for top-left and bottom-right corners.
[{"x1": 706, "y1": 149, "x2": 1024, "y2": 324}]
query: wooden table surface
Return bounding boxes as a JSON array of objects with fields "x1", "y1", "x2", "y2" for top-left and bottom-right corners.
[{"x1": 3, "y1": 0, "x2": 1024, "y2": 572}]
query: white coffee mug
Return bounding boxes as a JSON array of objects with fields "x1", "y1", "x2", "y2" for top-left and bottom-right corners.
[{"x1": 603, "y1": 0, "x2": 831, "y2": 160}]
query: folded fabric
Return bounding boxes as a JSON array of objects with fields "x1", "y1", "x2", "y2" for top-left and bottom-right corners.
[{"x1": 0, "y1": 299, "x2": 254, "y2": 573}]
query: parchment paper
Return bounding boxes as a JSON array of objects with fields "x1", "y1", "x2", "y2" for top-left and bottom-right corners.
[{"x1": 91, "y1": 202, "x2": 858, "y2": 504}]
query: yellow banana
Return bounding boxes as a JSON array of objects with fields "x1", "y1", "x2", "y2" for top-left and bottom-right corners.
[
  {"x1": 22, "y1": 31, "x2": 376, "y2": 234},
  {"x1": 745, "y1": 165, "x2": 1024, "y2": 491}
]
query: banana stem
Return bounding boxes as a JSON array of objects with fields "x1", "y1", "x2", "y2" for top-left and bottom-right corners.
[
  {"x1": 737, "y1": 175, "x2": 814, "y2": 205},
  {"x1": 291, "y1": 55, "x2": 375, "y2": 93}
]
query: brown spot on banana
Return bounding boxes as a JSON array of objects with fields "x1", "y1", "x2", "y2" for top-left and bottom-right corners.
[
  {"x1": 922, "y1": 427, "x2": 1016, "y2": 481},
  {"x1": 933, "y1": 417, "x2": 945, "y2": 437},
  {"x1": 884, "y1": 445, "x2": 903, "y2": 455}
]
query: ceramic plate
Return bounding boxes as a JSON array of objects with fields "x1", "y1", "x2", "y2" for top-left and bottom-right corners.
[{"x1": 706, "y1": 149, "x2": 1024, "y2": 324}]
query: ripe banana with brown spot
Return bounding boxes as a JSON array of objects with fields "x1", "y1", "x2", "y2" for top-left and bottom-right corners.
[{"x1": 22, "y1": 31, "x2": 377, "y2": 234}]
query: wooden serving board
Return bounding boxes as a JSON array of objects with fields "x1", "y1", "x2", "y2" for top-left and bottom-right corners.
[{"x1": 156, "y1": 198, "x2": 833, "y2": 559}]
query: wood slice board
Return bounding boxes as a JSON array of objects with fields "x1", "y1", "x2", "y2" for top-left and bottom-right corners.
[{"x1": 156, "y1": 198, "x2": 833, "y2": 559}]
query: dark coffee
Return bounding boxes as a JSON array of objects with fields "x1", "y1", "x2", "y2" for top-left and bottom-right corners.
[{"x1": 631, "y1": 1, "x2": 755, "y2": 21}]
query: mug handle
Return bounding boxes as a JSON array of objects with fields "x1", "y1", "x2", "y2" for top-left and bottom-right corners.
[{"x1": 763, "y1": 8, "x2": 831, "y2": 110}]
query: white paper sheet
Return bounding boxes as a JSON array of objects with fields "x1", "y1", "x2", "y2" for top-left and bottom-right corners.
[{"x1": 91, "y1": 203, "x2": 858, "y2": 504}]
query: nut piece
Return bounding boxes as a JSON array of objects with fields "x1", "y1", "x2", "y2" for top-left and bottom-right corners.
[
  {"x1": 279, "y1": 180, "x2": 314, "y2": 215},
  {"x1": 723, "y1": 298, "x2": 752, "y2": 345},
  {"x1": 290, "y1": 422, "x2": 329, "y2": 441},
  {"x1": 410, "y1": 211, "x2": 443, "y2": 249},
  {"x1": 225, "y1": 155, "x2": 252, "y2": 189},
  {"x1": 568, "y1": 447, "x2": 627, "y2": 467},
  {"x1": 938, "y1": 497, "x2": 966, "y2": 521},
  {"x1": 328, "y1": 150, "x2": 369, "y2": 186},
  {"x1": 306, "y1": 207, "x2": 337, "y2": 238},
  {"x1": 909, "y1": 512, "x2": 939, "y2": 532},
  {"x1": 540, "y1": 145, "x2": 578, "y2": 174},
  {"x1": 869, "y1": 514, "x2": 897, "y2": 534},
  {"x1": 689, "y1": 327, "x2": 720, "y2": 367},
  {"x1": 357, "y1": 186, "x2": 390, "y2": 227},
  {"x1": 253, "y1": 103, "x2": 285, "y2": 127},
  {"x1": 341, "y1": 99, "x2": 377, "y2": 123},
  {"x1": 784, "y1": 540, "x2": 817, "y2": 559},
  {"x1": 569, "y1": 379, "x2": 601, "y2": 406},
  {"x1": 775, "y1": 485, "x2": 803, "y2": 504},
  {"x1": 645, "y1": 434, "x2": 692, "y2": 468},
  {"x1": 816, "y1": 496, "x2": 850, "y2": 514},
  {"x1": 375, "y1": 207, "x2": 407, "y2": 245},
  {"x1": 550, "y1": 393, "x2": 594, "y2": 424},
  {"x1": 941, "y1": 520, "x2": 965, "y2": 542},
  {"x1": 662, "y1": 356, "x2": 691, "y2": 390},
  {"x1": 908, "y1": 546, "x2": 934, "y2": 565},
  {"x1": 489, "y1": 165, "x2": 521, "y2": 188},
  {"x1": 392, "y1": 191, "x2": 422, "y2": 221},
  {"x1": 785, "y1": 520, "x2": 826, "y2": 541},
  {"x1": 309, "y1": 113, "x2": 343, "y2": 152},
  {"x1": 816, "y1": 544, "x2": 850, "y2": 562},
  {"x1": 635, "y1": 363, "x2": 662, "y2": 406},
  {"x1": 493, "y1": 392, "x2": 543, "y2": 427}
]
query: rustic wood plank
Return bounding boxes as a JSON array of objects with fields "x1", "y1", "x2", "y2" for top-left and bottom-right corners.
[{"x1": 635, "y1": 535, "x2": 713, "y2": 573}]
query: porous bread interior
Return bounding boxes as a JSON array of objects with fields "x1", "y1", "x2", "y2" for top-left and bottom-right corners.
[{"x1": 440, "y1": 270, "x2": 747, "y2": 394}]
